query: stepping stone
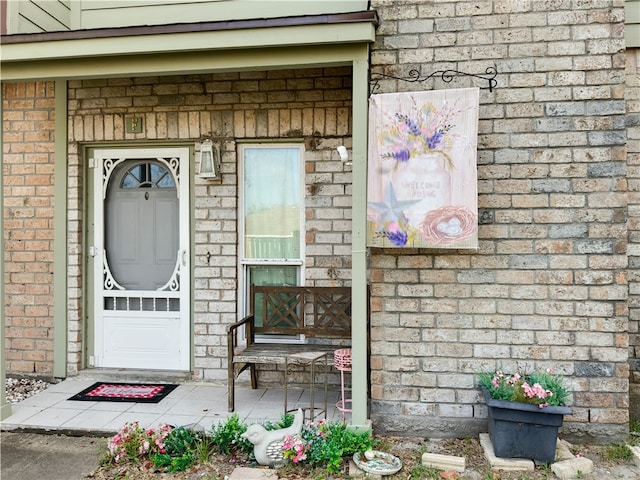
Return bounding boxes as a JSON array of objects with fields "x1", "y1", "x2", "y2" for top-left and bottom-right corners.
[
  {"x1": 228, "y1": 466, "x2": 278, "y2": 479},
  {"x1": 422, "y1": 452, "x2": 465, "y2": 472},
  {"x1": 631, "y1": 445, "x2": 640, "y2": 468},
  {"x1": 556, "y1": 439, "x2": 575, "y2": 461},
  {"x1": 479, "y1": 433, "x2": 534, "y2": 471},
  {"x1": 551, "y1": 457, "x2": 594, "y2": 479}
]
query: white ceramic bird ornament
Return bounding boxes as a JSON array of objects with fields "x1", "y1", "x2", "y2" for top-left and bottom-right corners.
[{"x1": 241, "y1": 408, "x2": 304, "y2": 468}]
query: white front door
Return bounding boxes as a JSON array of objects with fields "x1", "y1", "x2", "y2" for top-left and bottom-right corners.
[{"x1": 92, "y1": 147, "x2": 190, "y2": 370}]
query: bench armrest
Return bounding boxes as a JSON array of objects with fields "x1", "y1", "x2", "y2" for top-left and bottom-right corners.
[
  {"x1": 227, "y1": 314, "x2": 255, "y2": 356},
  {"x1": 227, "y1": 314, "x2": 254, "y2": 333}
]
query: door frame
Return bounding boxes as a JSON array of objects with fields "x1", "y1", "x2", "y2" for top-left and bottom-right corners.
[{"x1": 84, "y1": 143, "x2": 194, "y2": 371}]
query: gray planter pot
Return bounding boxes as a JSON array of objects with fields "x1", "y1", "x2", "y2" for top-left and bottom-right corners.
[{"x1": 481, "y1": 387, "x2": 572, "y2": 463}]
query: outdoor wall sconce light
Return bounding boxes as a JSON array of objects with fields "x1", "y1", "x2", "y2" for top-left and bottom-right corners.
[
  {"x1": 337, "y1": 145, "x2": 351, "y2": 165},
  {"x1": 197, "y1": 139, "x2": 220, "y2": 179},
  {"x1": 337, "y1": 145, "x2": 349, "y2": 161}
]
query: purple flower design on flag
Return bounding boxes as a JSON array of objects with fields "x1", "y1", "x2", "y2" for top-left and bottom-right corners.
[{"x1": 377, "y1": 96, "x2": 465, "y2": 170}]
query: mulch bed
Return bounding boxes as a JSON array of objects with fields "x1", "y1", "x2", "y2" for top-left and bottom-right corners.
[{"x1": 83, "y1": 435, "x2": 582, "y2": 479}]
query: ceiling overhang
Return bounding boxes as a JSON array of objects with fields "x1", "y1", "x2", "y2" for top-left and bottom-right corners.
[{"x1": 0, "y1": 11, "x2": 377, "y2": 81}]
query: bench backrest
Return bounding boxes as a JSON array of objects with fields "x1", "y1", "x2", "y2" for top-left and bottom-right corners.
[{"x1": 250, "y1": 285, "x2": 352, "y2": 337}]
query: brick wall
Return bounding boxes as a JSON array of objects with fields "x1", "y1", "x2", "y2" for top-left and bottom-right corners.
[
  {"x1": 66, "y1": 68, "x2": 353, "y2": 380},
  {"x1": 2, "y1": 81, "x2": 56, "y2": 377},
  {"x1": 368, "y1": 0, "x2": 628, "y2": 442}
]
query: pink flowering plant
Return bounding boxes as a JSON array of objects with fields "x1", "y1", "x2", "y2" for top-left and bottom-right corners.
[
  {"x1": 478, "y1": 367, "x2": 570, "y2": 408},
  {"x1": 282, "y1": 434, "x2": 308, "y2": 464},
  {"x1": 280, "y1": 418, "x2": 375, "y2": 474},
  {"x1": 106, "y1": 421, "x2": 172, "y2": 463}
]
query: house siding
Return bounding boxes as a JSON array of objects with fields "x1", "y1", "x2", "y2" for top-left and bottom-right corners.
[
  {"x1": 2, "y1": 0, "x2": 368, "y2": 34},
  {"x1": 4, "y1": 1, "x2": 70, "y2": 34},
  {"x1": 75, "y1": 0, "x2": 369, "y2": 30},
  {"x1": 367, "y1": 0, "x2": 629, "y2": 442},
  {"x1": 627, "y1": 0, "x2": 640, "y2": 47},
  {"x1": 2, "y1": 81, "x2": 56, "y2": 376}
]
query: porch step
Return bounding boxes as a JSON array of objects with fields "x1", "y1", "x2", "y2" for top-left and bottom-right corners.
[{"x1": 75, "y1": 369, "x2": 192, "y2": 383}]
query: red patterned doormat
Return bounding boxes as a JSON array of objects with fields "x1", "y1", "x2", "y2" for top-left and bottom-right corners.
[{"x1": 68, "y1": 382, "x2": 178, "y2": 403}]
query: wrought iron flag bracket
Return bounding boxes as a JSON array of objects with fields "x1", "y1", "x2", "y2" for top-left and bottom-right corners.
[{"x1": 369, "y1": 66, "x2": 498, "y2": 94}]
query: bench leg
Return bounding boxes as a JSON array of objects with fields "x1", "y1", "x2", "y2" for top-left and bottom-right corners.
[
  {"x1": 250, "y1": 363, "x2": 258, "y2": 389},
  {"x1": 228, "y1": 364, "x2": 235, "y2": 412}
]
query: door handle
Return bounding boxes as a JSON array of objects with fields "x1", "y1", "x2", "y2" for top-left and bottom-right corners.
[{"x1": 182, "y1": 249, "x2": 187, "y2": 267}]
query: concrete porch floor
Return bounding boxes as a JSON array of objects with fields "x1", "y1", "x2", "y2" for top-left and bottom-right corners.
[{"x1": 1, "y1": 374, "x2": 350, "y2": 435}]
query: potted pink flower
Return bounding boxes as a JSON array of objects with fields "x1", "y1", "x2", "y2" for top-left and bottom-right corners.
[{"x1": 478, "y1": 368, "x2": 572, "y2": 463}]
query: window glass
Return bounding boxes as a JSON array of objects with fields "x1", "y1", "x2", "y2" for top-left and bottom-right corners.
[
  {"x1": 240, "y1": 144, "x2": 304, "y2": 332},
  {"x1": 243, "y1": 147, "x2": 301, "y2": 260},
  {"x1": 120, "y1": 161, "x2": 176, "y2": 189},
  {"x1": 248, "y1": 265, "x2": 298, "y2": 328}
]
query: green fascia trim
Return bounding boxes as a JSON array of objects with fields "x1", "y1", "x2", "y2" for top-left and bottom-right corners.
[
  {"x1": 0, "y1": 403, "x2": 11, "y2": 421},
  {"x1": 1, "y1": 42, "x2": 371, "y2": 82},
  {"x1": 189, "y1": 145, "x2": 196, "y2": 370},
  {"x1": 84, "y1": 146, "x2": 94, "y2": 365},
  {"x1": 0, "y1": 82, "x2": 13, "y2": 419},
  {"x1": 350, "y1": 54, "x2": 370, "y2": 428},
  {"x1": 1, "y1": 21, "x2": 375, "y2": 64},
  {"x1": 53, "y1": 80, "x2": 68, "y2": 378}
]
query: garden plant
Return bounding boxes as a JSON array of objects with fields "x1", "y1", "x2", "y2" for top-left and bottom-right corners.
[
  {"x1": 99, "y1": 413, "x2": 374, "y2": 476},
  {"x1": 94, "y1": 413, "x2": 640, "y2": 479},
  {"x1": 478, "y1": 367, "x2": 570, "y2": 407}
]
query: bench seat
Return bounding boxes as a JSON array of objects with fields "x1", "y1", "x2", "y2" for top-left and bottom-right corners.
[
  {"x1": 227, "y1": 285, "x2": 353, "y2": 412},
  {"x1": 233, "y1": 343, "x2": 342, "y2": 366}
]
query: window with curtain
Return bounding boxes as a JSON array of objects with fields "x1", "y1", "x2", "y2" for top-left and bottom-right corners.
[{"x1": 239, "y1": 144, "x2": 304, "y2": 330}]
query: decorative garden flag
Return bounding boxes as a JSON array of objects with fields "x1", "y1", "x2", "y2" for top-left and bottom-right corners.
[{"x1": 367, "y1": 87, "x2": 480, "y2": 249}]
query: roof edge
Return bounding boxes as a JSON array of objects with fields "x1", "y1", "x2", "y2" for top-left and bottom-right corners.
[{"x1": 0, "y1": 10, "x2": 378, "y2": 45}]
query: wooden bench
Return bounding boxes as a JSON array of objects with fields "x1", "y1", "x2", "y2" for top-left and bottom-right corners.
[{"x1": 227, "y1": 285, "x2": 353, "y2": 412}]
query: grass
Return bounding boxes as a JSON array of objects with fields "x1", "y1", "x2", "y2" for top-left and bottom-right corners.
[
  {"x1": 603, "y1": 442, "x2": 633, "y2": 461},
  {"x1": 407, "y1": 464, "x2": 440, "y2": 479}
]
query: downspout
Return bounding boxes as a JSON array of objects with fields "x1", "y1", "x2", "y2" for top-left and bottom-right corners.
[
  {"x1": 53, "y1": 80, "x2": 68, "y2": 378},
  {"x1": 1, "y1": 82, "x2": 13, "y2": 420}
]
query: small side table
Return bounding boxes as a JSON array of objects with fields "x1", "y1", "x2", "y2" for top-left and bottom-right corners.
[
  {"x1": 284, "y1": 351, "x2": 329, "y2": 422},
  {"x1": 334, "y1": 348, "x2": 352, "y2": 421}
]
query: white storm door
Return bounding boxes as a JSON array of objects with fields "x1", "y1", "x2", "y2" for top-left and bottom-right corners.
[{"x1": 92, "y1": 148, "x2": 190, "y2": 370}]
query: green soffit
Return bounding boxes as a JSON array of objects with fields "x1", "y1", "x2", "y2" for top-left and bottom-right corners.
[{"x1": 1, "y1": 13, "x2": 377, "y2": 81}]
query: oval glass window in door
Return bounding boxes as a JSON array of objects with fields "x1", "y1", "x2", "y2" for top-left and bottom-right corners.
[{"x1": 104, "y1": 160, "x2": 179, "y2": 292}]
